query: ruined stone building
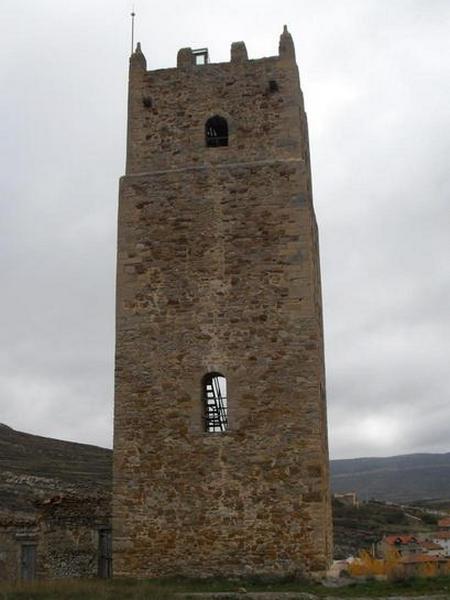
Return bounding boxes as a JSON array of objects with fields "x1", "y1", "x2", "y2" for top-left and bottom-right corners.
[
  {"x1": 113, "y1": 27, "x2": 332, "y2": 578},
  {"x1": 0, "y1": 424, "x2": 112, "y2": 582},
  {"x1": 0, "y1": 494, "x2": 111, "y2": 582}
]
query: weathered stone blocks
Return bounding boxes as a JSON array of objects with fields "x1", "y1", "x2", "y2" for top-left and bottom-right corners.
[{"x1": 113, "y1": 26, "x2": 332, "y2": 579}]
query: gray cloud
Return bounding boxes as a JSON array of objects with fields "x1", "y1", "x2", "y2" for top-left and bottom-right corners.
[{"x1": 1, "y1": 0, "x2": 449, "y2": 457}]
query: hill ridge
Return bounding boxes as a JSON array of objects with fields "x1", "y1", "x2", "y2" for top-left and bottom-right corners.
[{"x1": 1, "y1": 424, "x2": 449, "y2": 505}]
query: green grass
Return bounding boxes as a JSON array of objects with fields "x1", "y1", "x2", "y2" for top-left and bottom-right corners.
[{"x1": 1, "y1": 576, "x2": 450, "y2": 599}]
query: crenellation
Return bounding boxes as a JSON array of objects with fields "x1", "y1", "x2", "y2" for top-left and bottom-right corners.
[
  {"x1": 130, "y1": 42, "x2": 147, "y2": 71},
  {"x1": 176, "y1": 47, "x2": 195, "y2": 69},
  {"x1": 279, "y1": 25, "x2": 296, "y2": 61},
  {"x1": 230, "y1": 41, "x2": 248, "y2": 63}
]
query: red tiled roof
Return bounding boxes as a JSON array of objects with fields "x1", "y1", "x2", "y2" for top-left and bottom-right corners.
[
  {"x1": 421, "y1": 541, "x2": 444, "y2": 550},
  {"x1": 384, "y1": 534, "x2": 418, "y2": 545},
  {"x1": 433, "y1": 531, "x2": 450, "y2": 540},
  {"x1": 400, "y1": 554, "x2": 448, "y2": 564},
  {"x1": 438, "y1": 517, "x2": 450, "y2": 528}
]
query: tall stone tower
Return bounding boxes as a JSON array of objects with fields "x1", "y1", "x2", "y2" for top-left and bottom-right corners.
[{"x1": 113, "y1": 27, "x2": 332, "y2": 578}]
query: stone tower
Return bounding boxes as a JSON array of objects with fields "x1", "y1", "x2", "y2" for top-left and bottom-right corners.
[{"x1": 113, "y1": 27, "x2": 332, "y2": 578}]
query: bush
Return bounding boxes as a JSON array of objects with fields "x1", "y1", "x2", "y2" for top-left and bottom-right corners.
[{"x1": 421, "y1": 512, "x2": 438, "y2": 525}]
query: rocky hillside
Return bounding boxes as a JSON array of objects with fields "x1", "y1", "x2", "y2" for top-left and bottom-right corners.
[
  {"x1": 1, "y1": 422, "x2": 449, "y2": 512},
  {"x1": 0, "y1": 423, "x2": 111, "y2": 513},
  {"x1": 331, "y1": 453, "x2": 450, "y2": 503}
]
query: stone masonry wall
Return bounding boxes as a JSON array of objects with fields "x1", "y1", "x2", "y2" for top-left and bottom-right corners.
[
  {"x1": 126, "y1": 34, "x2": 308, "y2": 175},
  {"x1": 38, "y1": 495, "x2": 111, "y2": 580},
  {"x1": 113, "y1": 28, "x2": 332, "y2": 578},
  {"x1": 0, "y1": 512, "x2": 38, "y2": 583},
  {"x1": 0, "y1": 495, "x2": 111, "y2": 583}
]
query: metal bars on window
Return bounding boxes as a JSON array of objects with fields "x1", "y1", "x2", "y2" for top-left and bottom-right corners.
[{"x1": 203, "y1": 373, "x2": 228, "y2": 432}]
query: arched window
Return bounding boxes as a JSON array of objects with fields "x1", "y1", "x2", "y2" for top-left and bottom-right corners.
[
  {"x1": 205, "y1": 115, "x2": 228, "y2": 147},
  {"x1": 203, "y1": 372, "x2": 228, "y2": 432}
]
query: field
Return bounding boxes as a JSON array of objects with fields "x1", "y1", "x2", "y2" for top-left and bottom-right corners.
[{"x1": 1, "y1": 576, "x2": 450, "y2": 599}]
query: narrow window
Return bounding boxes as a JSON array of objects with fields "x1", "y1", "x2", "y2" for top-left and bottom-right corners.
[
  {"x1": 205, "y1": 116, "x2": 228, "y2": 147},
  {"x1": 203, "y1": 372, "x2": 228, "y2": 432}
]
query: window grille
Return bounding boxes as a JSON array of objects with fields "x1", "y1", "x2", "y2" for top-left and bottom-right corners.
[{"x1": 203, "y1": 373, "x2": 228, "y2": 432}]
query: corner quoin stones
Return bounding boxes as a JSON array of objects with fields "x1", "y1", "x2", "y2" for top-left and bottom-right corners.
[{"x1": 113, "y1": 26, "x2": 332, "y2": 578}]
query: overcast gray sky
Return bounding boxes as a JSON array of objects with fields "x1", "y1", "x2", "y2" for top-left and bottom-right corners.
[{"x1": 1, "y1": 0, "x2": 449, "y2": 459}]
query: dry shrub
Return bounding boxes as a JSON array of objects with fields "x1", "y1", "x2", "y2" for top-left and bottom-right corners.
[
  {"x1": 418, "y1": 561, "x2": 439, "y2": 578},
  {"x1": 348, "y1": 550, "x2": 379, "y2": 578},
  {"x1": 348, "y1": 549, "x2": 400, "y2": 579}
]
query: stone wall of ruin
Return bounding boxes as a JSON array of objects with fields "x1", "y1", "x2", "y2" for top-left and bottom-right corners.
[{"x1": 0, "y1": 495, "x2": 111, "y2": 583}]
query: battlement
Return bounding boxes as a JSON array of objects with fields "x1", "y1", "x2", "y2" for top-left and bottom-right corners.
[
  {"x1": 125, "y1": 27, "x2": 308, "y2": 176},
  {"x1": 130, "y1": 25, "x2": 295, "y2": 73}
]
